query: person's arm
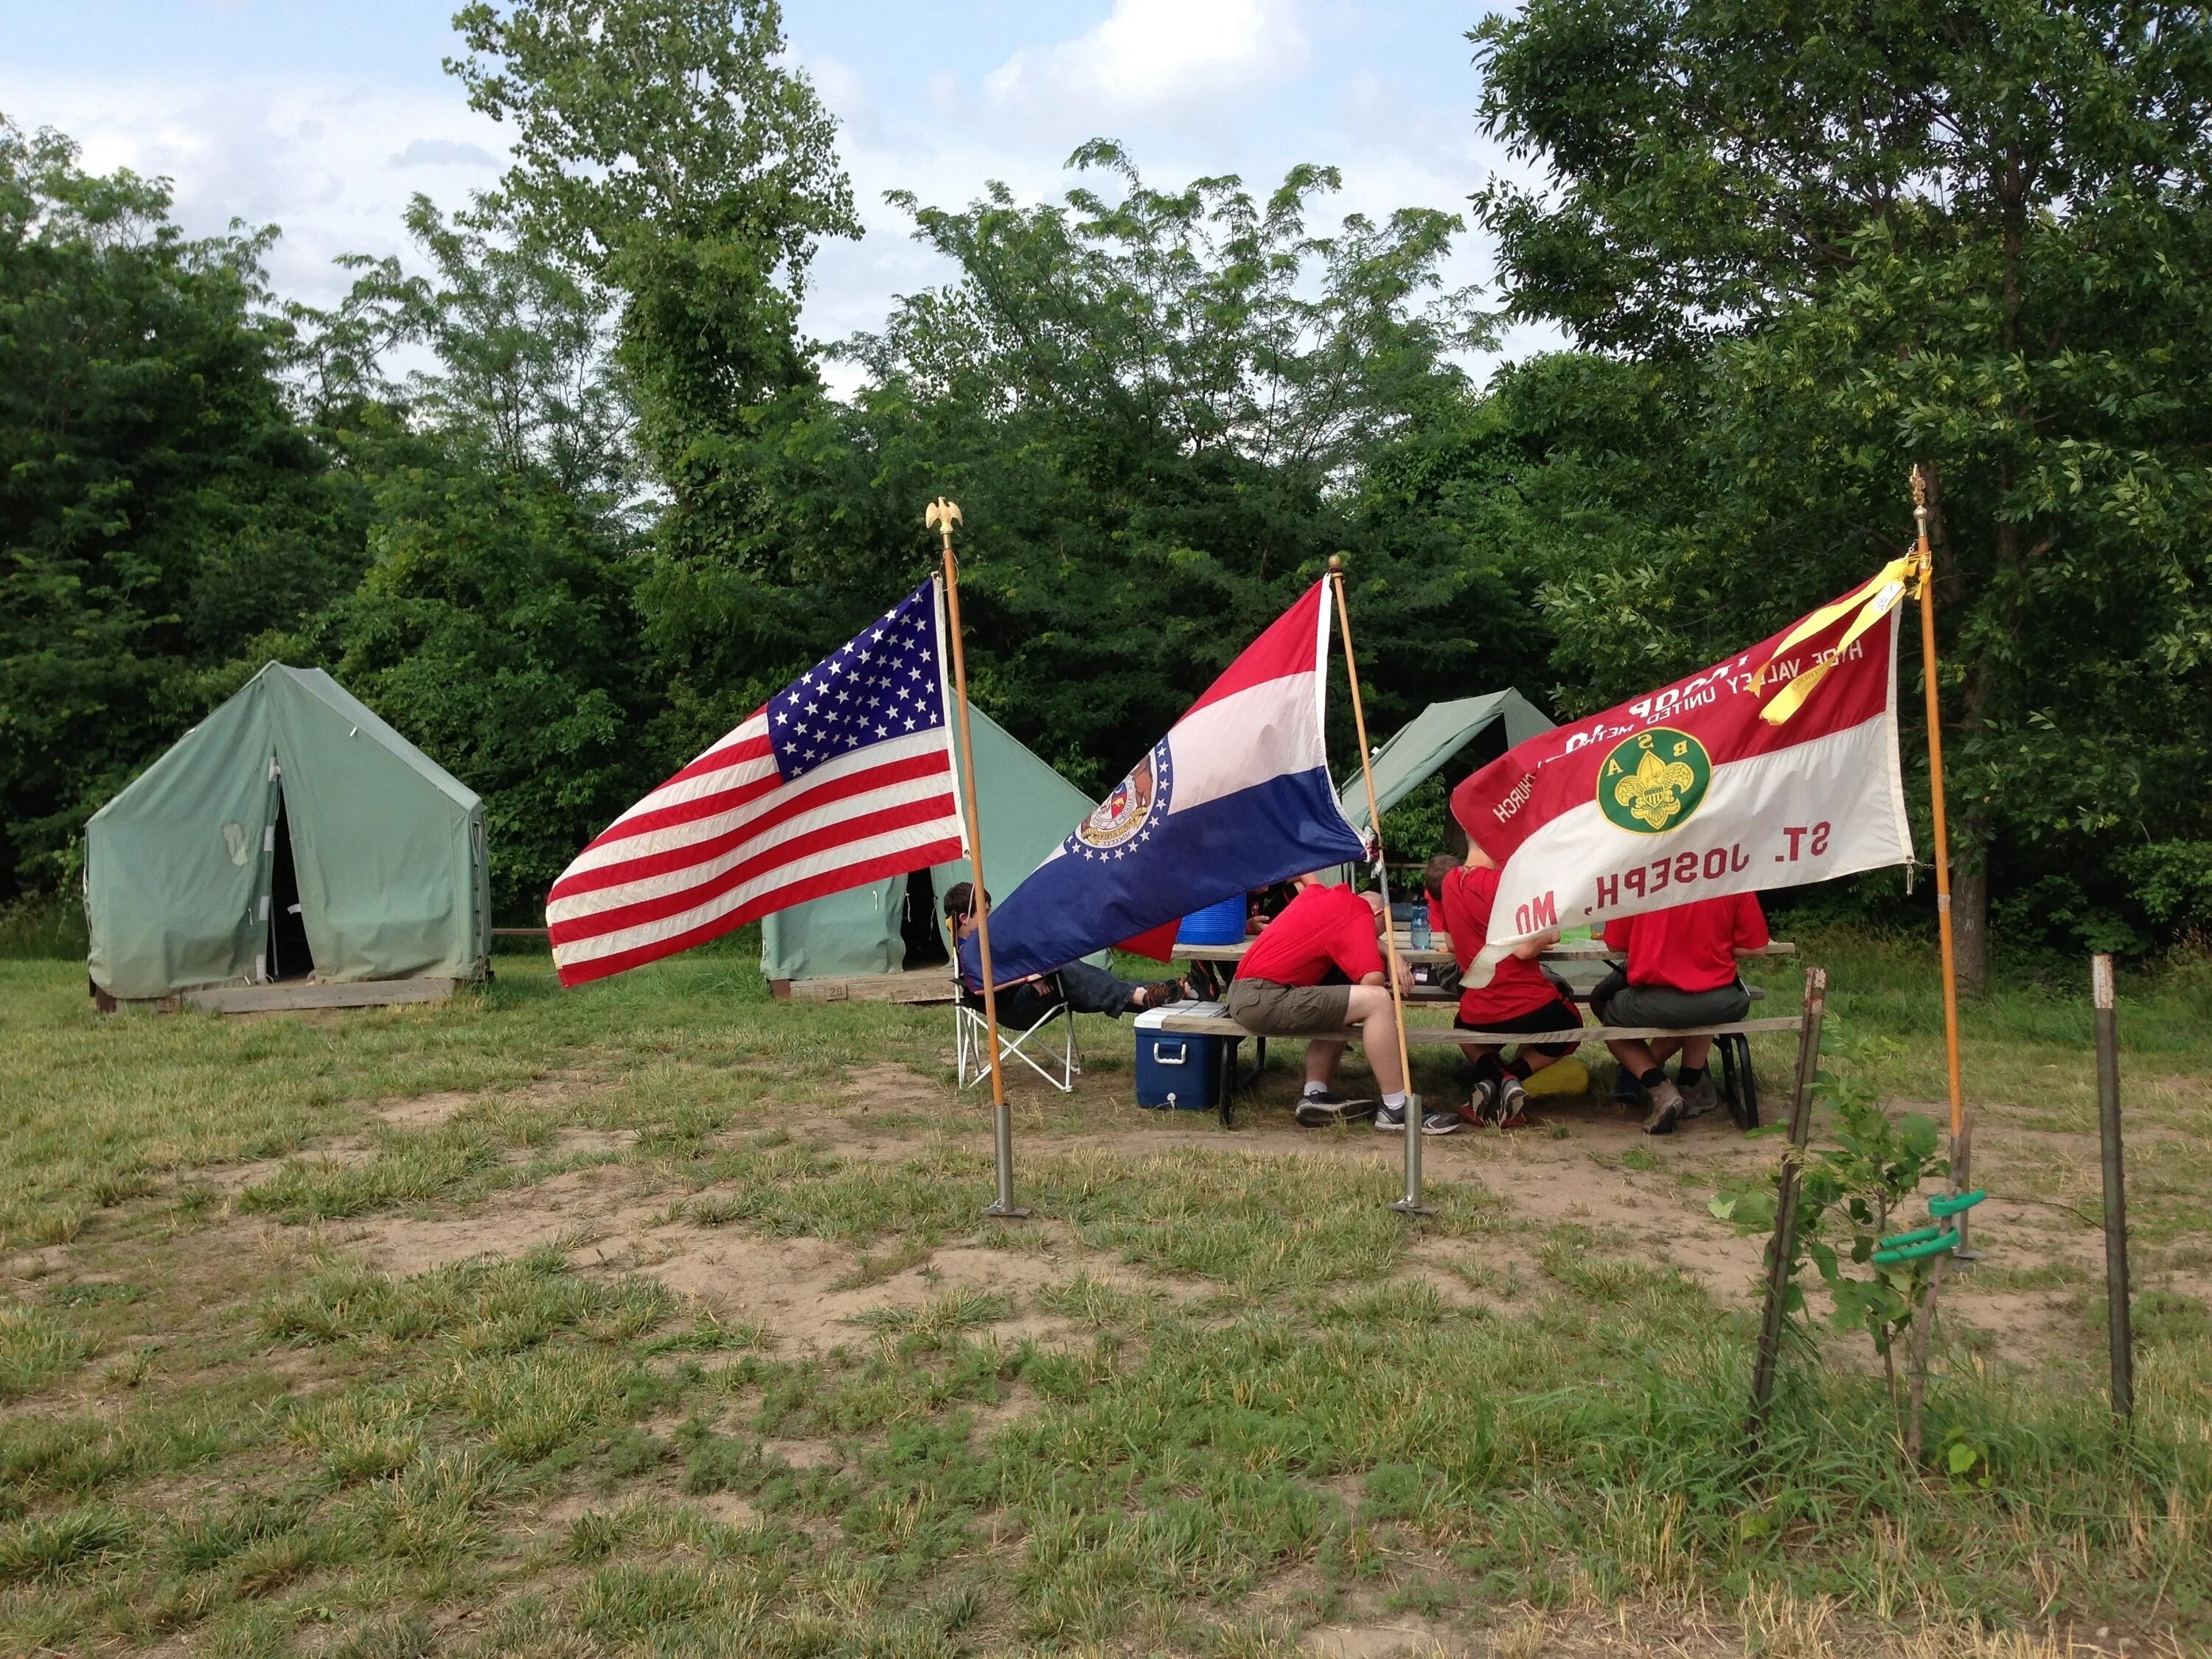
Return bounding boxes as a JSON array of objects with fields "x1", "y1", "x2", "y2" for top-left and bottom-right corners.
[
  {"x1": 1509, "y1": 929, "x2": 1558, "y2": 961},
  {"x1": 1733, "y1": 894, "x2": 1772, "y2": 955}
]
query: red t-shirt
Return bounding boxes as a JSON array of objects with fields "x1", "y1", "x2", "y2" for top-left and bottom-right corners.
[
  {"x1": 1436, "y1": 863, "x2": 1559, "y2": 1023},
  {"x1": 1604, "y1": 894, "x2": 1770, "y2": 993},
  {"x1": 1234, "y1": 883, "x2": 1383, "y2": 987}
]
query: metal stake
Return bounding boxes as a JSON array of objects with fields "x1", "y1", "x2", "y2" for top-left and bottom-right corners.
[
  {"x1": 1750, "y1": 965, "x2": 1829, "y2": 1433},
  {"x1": 2094, "y1": 953, "x2": 2132, "y2": 1419},
  {"x1": 930, "y1": 498, "x2": 1027, "y2": 1220},
  {"x1": 1326, "y1": 555, "x2": 1426, "y2": 1215}
]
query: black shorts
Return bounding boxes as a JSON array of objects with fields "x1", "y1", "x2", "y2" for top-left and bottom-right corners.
[{"x1": 1455, "y1": 995, "x2": 1583, "y2": 1057}]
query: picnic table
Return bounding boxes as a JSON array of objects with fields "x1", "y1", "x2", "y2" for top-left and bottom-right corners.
[
  {"x1": 1172, "y1": 934, "x2": 1797, "y2": 966},
  {"x1": 1161, "y1": 934, "x2": 1801, "y2": 1130}
]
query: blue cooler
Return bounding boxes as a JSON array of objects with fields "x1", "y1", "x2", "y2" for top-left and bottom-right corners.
[
  {"x1": 1177, "y1": 894, "x2": 1247, "y2": 946},
  {"x1": 1135, "y1": 1006, "x2": 1237, "y2": 1110}
]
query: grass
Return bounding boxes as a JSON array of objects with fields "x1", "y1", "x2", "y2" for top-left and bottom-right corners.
[{"x1": 0, "y1": 931, "x2": 2208, "y2": 1655}]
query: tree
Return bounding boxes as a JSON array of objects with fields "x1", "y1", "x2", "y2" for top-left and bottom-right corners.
[
  {"x1": 794, "y1": 144, "x2": 1545, "y2": 793},
  {"x1": 0, "y1": 121, "x2": 361, "y2": 899},
  {"x1": 285, "y1": 195, "x2": 659, "y2": 921},
  {"x1": 448, "y1": 0, "x2": 857, "y2": 560},
  {"x1": 1473, "y1": 1, "x2": 2212, "y2": 980}
]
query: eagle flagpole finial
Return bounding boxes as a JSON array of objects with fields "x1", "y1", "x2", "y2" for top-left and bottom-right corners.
[{"x1": 926, "y1": 498, "x2": 963, "y2": 555}]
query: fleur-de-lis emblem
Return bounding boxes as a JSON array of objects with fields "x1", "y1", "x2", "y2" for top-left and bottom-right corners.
[{"x1": 1615, "y1": 749, "x2": 1699, "y2": 830}]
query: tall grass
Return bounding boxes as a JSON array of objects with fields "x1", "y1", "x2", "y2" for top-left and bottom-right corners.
[{"x1": 0, "y1": 897, "x2": 85, "y2": 961}]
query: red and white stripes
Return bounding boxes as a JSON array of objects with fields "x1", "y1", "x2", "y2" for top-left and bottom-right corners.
[{"x1": 547, "y1": 713, "x2": 964, "y2": 987}]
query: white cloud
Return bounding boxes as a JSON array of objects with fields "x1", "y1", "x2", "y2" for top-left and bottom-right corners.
[
  {"x1": 391, "y1": 136, "x2": 497, "y2": 169},
  {"x1": 981, "y1": 0, "x2": 1309, "y2": 125},
  {"x1": 0, "y1": 72, "x2": 507, "y2": 309}
]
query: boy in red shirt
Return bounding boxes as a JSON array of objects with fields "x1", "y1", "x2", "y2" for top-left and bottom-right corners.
[
  {"x1": 1433, "y1": 839, "x2": 1583, "y2": 1127},
  {"x1": 1595, "y1": 892, "x2": 1770, "y2": 1134},
  {"x1": 1228, "y1": 877, "x2": 1449, "y2": 1134}
]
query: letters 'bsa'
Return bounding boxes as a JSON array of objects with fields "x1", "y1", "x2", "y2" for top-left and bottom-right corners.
[{"x1": 1450, "y1": 569, "x2": 1916, "y2": 986}]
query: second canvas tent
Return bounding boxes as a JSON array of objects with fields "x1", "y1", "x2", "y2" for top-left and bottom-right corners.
[{"x1": 762, "y1": 706, "x2": 1099, "y2": 991}]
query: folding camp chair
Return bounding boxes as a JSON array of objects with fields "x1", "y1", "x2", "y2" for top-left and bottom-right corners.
[{"x1": 953, "y1": 974, "x2": 1081, "y2": 1093}]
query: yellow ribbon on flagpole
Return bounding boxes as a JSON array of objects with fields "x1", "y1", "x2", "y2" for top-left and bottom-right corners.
[{"x1": 1751, "y1": 554, "x2": 1916, "y2": 725}]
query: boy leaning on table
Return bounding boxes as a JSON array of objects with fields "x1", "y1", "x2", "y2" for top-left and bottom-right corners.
[
  {"x1": 1431, "y1": 839, "x2": 1584, "y2": 1130},
  {"x1": 1223, "y1": 873, "x2": 1456, "y2": 1135}
]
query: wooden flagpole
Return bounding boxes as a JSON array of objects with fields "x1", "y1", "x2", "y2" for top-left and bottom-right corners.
[
  {"x1": 1910, "y1": 466, "x2": 1971, "y2": 1239},
  {"x1": 930, "y1": 498, "x2": 1026, "y2": 1220},
  {"x1": 1326, "y1": 555, "x2": 1426, "y2": 1215}
]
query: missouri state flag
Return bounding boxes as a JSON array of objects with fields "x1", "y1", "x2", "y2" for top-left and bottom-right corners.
[
  {"x1": 965, "y1": 580, "x2": 1369, "y2": 985},
  {"x1": 1450, "y1": 560, "x2": 1918, "y2": 985}
]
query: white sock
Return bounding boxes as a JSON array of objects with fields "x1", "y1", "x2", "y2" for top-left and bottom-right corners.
[
  {"x1": 1383, "y1": 1091, "x2": 1408, "y2": 1110},
  {"x1": 1302, "y1": 1080, "x2": 1331, "y2": 1099}
]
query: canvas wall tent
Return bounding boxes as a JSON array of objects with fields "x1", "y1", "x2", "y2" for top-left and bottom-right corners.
[
  {"x1": 86, "y1": 664, "x2": 491, "y2": 1003},
  {"x1": 762, "y1": 706, "x2": 1100, "y2": 987},
  {"x1": 1336, "y1": 690, "x2": 1556, "y2": 840}
]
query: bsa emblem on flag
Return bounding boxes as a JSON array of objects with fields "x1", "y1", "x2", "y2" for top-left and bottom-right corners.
[{"x1": 1599, "y1": 728, "x2": 1712, "y2": 834}]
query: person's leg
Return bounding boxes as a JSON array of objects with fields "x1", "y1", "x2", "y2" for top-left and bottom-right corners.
[
  {"x1": 1053, "y1": 959, "x2": 1144, "y2": 1018},
  {"x1": 1649, "y1": 1036, "x2": 1685, "y2": 1065},
  {"x1": 1304, "y1": 1037, "x2": 1347, "y2": 1088},
  {"x1": 1344, "y1": 984, "x2": 1405, "y2": 1097},
  {"x1": 1514, "y1": 1041, "x2": 1581, "y2": 1080},
  {"x1": 1605, "y1": 1038, "x2": 1660, "y2": 1077},
  {"x1": 1673, "y1": 1035, "x2": 1713, "y2": 1069}
]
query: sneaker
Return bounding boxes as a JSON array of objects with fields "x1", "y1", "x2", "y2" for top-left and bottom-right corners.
[
  {"x1": 1461, "y1": 1078, "x2": 1498, "y2": 1126},
  {"x1": 1677, "y1": 1070, "x2": 1720, "y2": 1119},
  {"x1": 1296, "y1": 1088, "x2": 1354, "y2": 1128},
  {"x1": 1643, "y1": 1079, "x2": 1685, "y2": 1136},
  {"x1": 1421, "y1": 1107, "x2": 1461, "y2": 1136},
  {"x1": 1496, "y1": 1075, "x2": 1531, "y2": 1129},
  {"x1": 1373, "y1": 1100, "x2": 1406, "y2": 1132}
]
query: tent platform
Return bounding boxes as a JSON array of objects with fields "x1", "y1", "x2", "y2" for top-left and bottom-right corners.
[
  {"x1": 175, "y1": 978, "x2": 462, "y2": 1015},
  {"x1": 773, "y1": 969, "x2": 954, "y2": 1006}
]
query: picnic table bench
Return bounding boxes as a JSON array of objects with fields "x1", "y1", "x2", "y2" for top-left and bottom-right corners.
[{"x1": 1152, "y1": 939, "x2": 1805, "y2": 1131}]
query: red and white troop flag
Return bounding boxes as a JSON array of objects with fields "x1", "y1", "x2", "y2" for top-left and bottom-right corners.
[
  {"x1": 548, "y1": 579, "x2": 967, "y2": 987},
  {"x1": 1450, "y1": 559, "x2": 1917, "y2": 984}
]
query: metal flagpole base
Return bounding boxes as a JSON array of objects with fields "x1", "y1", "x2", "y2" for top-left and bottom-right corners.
[
  {"x1": 982, "y1": 1204, "x2": 1032, "y2": 1220},
  {"x1": 1388, "y1": 1198, "x2": 1435, "y2": 1217}
]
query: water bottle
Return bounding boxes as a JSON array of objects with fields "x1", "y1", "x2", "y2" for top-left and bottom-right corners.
[{"x1": 1410, "y1": 894, "x2": 1431, "y2": 952}]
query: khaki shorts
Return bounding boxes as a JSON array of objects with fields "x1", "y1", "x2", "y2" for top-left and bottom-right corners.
[{"x1": 1225, "y1": 977, "x2": 1353, "y2": 1035}]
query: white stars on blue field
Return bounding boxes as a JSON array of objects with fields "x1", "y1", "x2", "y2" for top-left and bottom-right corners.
[{"x1": 767, "y1": 579, "x2": 945, "y2": 781}]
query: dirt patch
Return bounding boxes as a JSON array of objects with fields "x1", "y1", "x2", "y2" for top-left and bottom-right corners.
[
  {"x1": 374, "y1": 1091, "x2": 476, "y2": 1131},
  {"x1": 340, "y1": 1164, "x2": 665, "y2": 1276},
  {"x1": 549, "y1": 1127, "x2": 637, "y2": 1156},
  {"x1": 764, "y1": 1437, "x2": 843, "y2": 1470},
  {"x1": 602, "y1": 1230, "x2": 1085, "y2": 1350},
  {"x1": 1303, "y1": 1626, "x2": 1463, "y2": 1658}
]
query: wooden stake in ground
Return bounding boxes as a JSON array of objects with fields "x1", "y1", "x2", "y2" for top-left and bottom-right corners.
[
  {"x1": 1910, "y1": 465, "x2": 1972, "y2": 1242},
  {"x1": 930, "y1": 498, "x2": 1026, "y2": 1220},
  {"x1": 1326, "y1": 554, "x2": 1425, "y2": 1216},
  {"x1": 2094, "y1": 952, "x2": 2133, "y2": 1420},
  {"x1": 1750, "y1": 964, "x2": 1830, "y2": 1434}
]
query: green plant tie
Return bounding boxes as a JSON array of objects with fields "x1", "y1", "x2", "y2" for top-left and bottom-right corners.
[
  {"x1": 1927, "y1": 1187, "x2": 1986, "y2": 1218},
  {"x1": 1877, "y1": 1224, "x2": 1944, "y2": 1250},
  {"x1": 1871, "y1": 1229, "x2": 1959, "y2": 1265}
]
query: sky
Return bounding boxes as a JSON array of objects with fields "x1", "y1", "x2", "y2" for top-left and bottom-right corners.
[{"x1": 0, "y1": 0, "x2": 1551, "y2": 390}]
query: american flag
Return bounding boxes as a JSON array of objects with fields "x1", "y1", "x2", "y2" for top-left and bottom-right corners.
[{"x1": 547, "y1": 578, "x2": 967, "y2": 987}]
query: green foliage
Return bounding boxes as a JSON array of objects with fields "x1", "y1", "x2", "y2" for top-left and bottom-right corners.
[
  {"x1": 279, "y1": 192, "x2": 664, "y2": 920},
  {"x1": 0, "y1": 122, "x2": 364, "y2": 900},
  {"x1": 753, "y1": 146, "x2": 1545, "y2": 793},
  {"x1": 1711, "y1": 1026, "x2": 1952, "y2": 1436},
  {"x1": 1472, "y1": 1, "x2": 2212, "y2": 962},
  {"x1": 450, "y1": 0, "x2": 857, "y2": 558}
]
